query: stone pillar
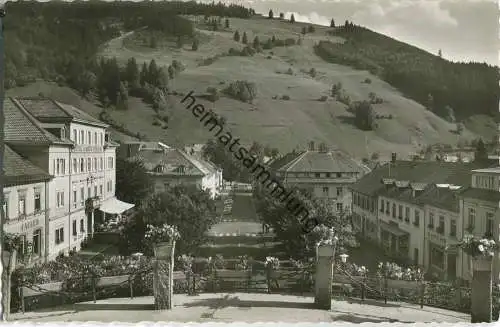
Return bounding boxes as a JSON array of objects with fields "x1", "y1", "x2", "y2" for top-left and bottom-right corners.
[
  {"x1": 443, "y1": 250, "x2": 448, "y2": 281},
  {"x1": 91, "y1": 211, "x2": 95, "y2": 238},
  {"x1": 471, "y1": 257, "x2": 493, "y2": 323},
  {"x1": 153, "y1": 241, "x2": 176, "y2": 310},
  {"x1": 1, "y1": 250, "x2": 17, "y2": 321},
  {"x1": 315, "y1": 244, "x2": 336, "y2": 310}
]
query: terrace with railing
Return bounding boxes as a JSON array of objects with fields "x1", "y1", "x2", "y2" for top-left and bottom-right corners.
[{"x1": 10, "y1": 255, "x2": 500, "y2": 320}]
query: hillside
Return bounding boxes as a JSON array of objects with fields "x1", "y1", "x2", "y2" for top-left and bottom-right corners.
[
  {"x1": 97, "y1": 15, "x2": 486, "y2": 159},
  {"x1": 4, "y1": 1, "x2": 496, "y2": 161}
]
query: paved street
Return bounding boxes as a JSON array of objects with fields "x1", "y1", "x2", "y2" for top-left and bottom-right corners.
[{"x1": 10, "y1": 293, "x2": 470, "y2": 323}]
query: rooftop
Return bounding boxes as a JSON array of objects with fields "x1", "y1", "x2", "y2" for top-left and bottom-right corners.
[
  {"x1": 4, "y1": 145, "x2": 52, "y2": 186},
  {"x1": 471, "y1": 167, "x2": 500, "y2": 174},
  {"x1": 273, "y1": 150, "x2": 368, "y2": 174},
  {"x1": 131, "y1": 148, "x2": 219, "y2": 177},
  {"x1": 13, "y1": 97, "x2": 107, "y2": 127},
  {"x1": 350, "y1": 161, "x2": 491, "y2": 198},
  {"x1": 4, "y1": 98, "x2": 71, "y2": 145}
]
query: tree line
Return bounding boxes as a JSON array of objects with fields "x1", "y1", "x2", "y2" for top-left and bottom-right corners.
[
  {"x1": 314, "y1": 25, "x2": 499, "y2": 121},
  {"x1": 4, "y1": 1, "x2": 254, "y2": 93}
]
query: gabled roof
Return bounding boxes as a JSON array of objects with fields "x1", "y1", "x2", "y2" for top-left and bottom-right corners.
[
  {"x1": 273, "y1": 150, "x2": 366, "y2": 174},
  {"x1": 4, "y1": 98, "x2": 70, "y2": 145},
  {"x1": 4, "y1": 145, "x2": 52, "y2": 186},
  {"x1": 130, "y1": 148, "x2": 218, "y2": 177},
  {"x1": 267, "y1": 151, "x2": 305, "y2": 172},
  {"x1": 13, "y1": 97, "x2": 107, "y2": 127}
]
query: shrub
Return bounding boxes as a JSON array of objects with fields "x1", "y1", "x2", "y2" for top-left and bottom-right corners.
[
  {"x1": 281, "y1": 95, "x2": 290, "y2": 100},
  {"x1": 309, "y1": 68, "x2": 317, "y2": 77},
  {"x1": 318, "y1": 95, "x2": 328, "y2": 102},
  {"x1": 286, "y1": 68, "x2": 294, "y2": 75},
  {"x1": 240, "y1": 46, "x2": 256, "y2": 56},
  {"x1": 152, "y1": 119, "x2": 161, "y2": 126},
  {"x1": 228, "y1": 47, "x2": 240, "y2": 56},
  {"x1": 336, "y1": 90, "x2": 351, "y2": 105},
  {"x1": 364, "y1": 78, "x2": 372, "y2": 84},
  {"x1": 223, "y1": 80, "x2": 257, "y2": 103},
  {"x1": 331, "y1": 82, "x2": 342, "y2": 97},
  {"x1": 266, "y1": 55, "x2": 272, "y2": 59}
]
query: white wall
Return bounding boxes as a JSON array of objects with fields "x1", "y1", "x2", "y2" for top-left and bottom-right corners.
[{"x1": 3, "y1": 181, "x2": 48, "y2": 263}]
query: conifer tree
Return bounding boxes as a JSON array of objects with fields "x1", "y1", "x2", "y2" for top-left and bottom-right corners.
[
  {"x1": 233, "y1": 30, "x2": 240, "y2": 42},
  {"x1": 268, "y1": 9, "x2": 273, "y2": 19},
  {"x1": 290, "y1": 14, "x2": 295, "y2": 23},
  {"x1": 330, "y1": 18, "x2": 335, "y2": 27},
  {"x1": 242, "y1": 31, "x2": 248, "y2": 44}
]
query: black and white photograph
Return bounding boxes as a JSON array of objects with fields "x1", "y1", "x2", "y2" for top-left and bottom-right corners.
[{"x1": 0, "y1": 0, "x2": 498, "y2": 324}]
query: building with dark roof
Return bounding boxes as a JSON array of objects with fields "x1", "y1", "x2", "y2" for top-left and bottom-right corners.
[
  {"x1": 350, "y1": 158, "x2": 496, "y2": 281},
  {"x1": 120, "y1": 142, "x2": 223, "y2": 199},
  {"x1": 3, "y1": 145, "x2": 52, "y2": 264},
  {"x1": 4, "y1": 97, "x2": 131, "y2": 262},
  {"x1": 269, "y1": 141, "x2": 370, "y2": 213}
]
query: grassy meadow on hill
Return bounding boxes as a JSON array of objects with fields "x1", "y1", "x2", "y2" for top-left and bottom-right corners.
[
  {"x1": 98, "y1": 15, "x2": 488, "y2": 159},
  {"x1": 4, "y1": 1, "x2": 497, "y2": 161}
]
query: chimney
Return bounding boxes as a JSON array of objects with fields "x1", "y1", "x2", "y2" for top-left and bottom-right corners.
[
  {"x1": 391, "y1": 152, "x2": 397, "y2": 163},
  {"x1": 308, "y1": 141, "x2": 315, "y2": 151}
]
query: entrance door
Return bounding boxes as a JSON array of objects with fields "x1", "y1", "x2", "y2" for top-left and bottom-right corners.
[
  {"x1": 87, "y1": 211, "x2": 93, "y2": 237},
  {"x1": 447, "y1": 253, "x2": 457, "y2": 280}
]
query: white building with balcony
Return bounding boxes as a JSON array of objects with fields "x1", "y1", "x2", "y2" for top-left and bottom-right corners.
[
  {"x1": 459, "y1": 166, "x2": 500, "y2": 282},
  {"x1": 4, "y1": 97, "x2": 133, "y2": 261}
]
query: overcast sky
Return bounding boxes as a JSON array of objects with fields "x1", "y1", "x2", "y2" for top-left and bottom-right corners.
[{"x1": 220, "y1": 0, "x2": 498, "y2": 65}]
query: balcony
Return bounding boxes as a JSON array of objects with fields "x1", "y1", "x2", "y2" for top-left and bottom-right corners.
[
  {"x1": 436, "y1": 226, "x2": 444, "y2": 235},
  {"x1": 85, "y1": 196, "x2": 101, "y2": 214}
]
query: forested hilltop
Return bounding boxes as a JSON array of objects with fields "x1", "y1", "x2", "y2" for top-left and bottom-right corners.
[
  {"x1": 316, "y1": 25, "x2": 499, "y2": 122},
  {"x1": 4, "y1": 1, "x2": 254, "y2": 92}
]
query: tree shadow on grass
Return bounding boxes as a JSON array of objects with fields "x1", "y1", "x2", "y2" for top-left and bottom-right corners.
[{"x1": 330, "y1": 313, "x2": 406, "y2": 324}]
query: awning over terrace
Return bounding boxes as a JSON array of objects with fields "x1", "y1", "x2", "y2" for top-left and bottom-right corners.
[{"x1": 99, "y1": 197, "x2": 135, "y2": 215}]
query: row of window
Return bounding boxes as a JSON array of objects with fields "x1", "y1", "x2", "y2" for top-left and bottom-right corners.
[
  {"x1": 72, "y1": 129, "x2": 105, "y2": 146},
  {"x1": 13, "y1": 230, "x2": 42, "y2": 262},
  {"x1": 428, "y1": 212, "x2": 457, "y2": 237},
  {"x1": 380, "y1": 199, "x2": 421, "y2": 226},
  {"x1": 60, "y1": 180, "x2": 114, "y2": 209},
  {"x1": 277, "y1": 172, "x2": 349, "y2": 178},
  {"x1": 467, "y1": 208, "x2": 494, "y2": 235},
  {"x1": 322, "y1": 186, "x2": 343, "y2": 197},
  {"x1": 353, "y1": 193, "x2": 375, "y2": 212},
  {"x1": 3, "y1": 190, "x2": 42, "y2": 220},
  {"x1": 54, "y1": 157, "x2": 114, "y2": 176},
  {"x1": 474, "y1": 175, "x2": 497, "y2": 191},
  {"x1": 55, "y1": 218, "x2": 86, "y2": 246}
]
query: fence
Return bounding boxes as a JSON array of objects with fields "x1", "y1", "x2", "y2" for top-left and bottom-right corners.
[{"x1": 12, "y1": 258, "x2": 500, "y2": 320}]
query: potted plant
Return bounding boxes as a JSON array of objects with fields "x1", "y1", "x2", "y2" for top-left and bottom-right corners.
[
  {"x1": 460, "y1": 237, "x2": 498, "y2": 271},
  {"x1": 145, "y1": 224, "x2": 180, "y2": 258}
]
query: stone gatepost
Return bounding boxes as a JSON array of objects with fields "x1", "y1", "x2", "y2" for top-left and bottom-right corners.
[
  {"x1": 153, "y1": 241, "x2": 176, "y2": 310},
  {"x1": 471, "y1": 257, "x2": 493, "y2": 323},
  {"x1": 315, "y1": 243, "x2": 336, "y2": 310},
  {"x1": 1, "y1": 249, "x2": 17, "y2": 321}
]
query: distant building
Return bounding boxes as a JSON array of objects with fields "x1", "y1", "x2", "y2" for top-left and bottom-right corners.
[
  {"x1": 4, "y1": 97, "x2": 132, "y2": 261},
  {"x1": 268, "y1": 141, "x2": 369, "y2": 214},
  {"x1": 120, "y1": 142, "x2": 223, "y2": 199}
]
